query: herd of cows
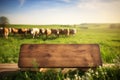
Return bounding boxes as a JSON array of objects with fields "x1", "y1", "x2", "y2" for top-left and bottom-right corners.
[{"x1": 0, "y1": 27, "x2": 77, "y2": 39}]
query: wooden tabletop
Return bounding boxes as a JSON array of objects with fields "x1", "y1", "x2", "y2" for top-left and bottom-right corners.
[{"x1": 18, "y1": 44, "x2": 102, "y2": 68}]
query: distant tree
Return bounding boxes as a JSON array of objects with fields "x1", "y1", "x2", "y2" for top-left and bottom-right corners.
[{"x1": 0, "y1": 16, "x2": 9, "y2": 27}]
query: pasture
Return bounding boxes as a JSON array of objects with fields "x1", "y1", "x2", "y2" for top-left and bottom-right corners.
[{"x1": 0, "y1": 24, "x2": 120, "y2": 64}]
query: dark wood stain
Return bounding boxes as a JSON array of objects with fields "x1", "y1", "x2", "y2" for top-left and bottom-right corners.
[{"x1": 18, "y1": 44, "x2": 102, "y2": 68}]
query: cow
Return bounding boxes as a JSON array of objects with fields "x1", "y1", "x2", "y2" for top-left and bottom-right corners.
[
  {"x1": 63, "y1": 28, "x2": 69, "y2": 36},
  {"x1": 51, "y1": 29, "x2": 59, "y2": 37},
  {"x1": 11, "y1": 28, "x2": 19, "y2": 34},
  {"x1": 69, "y1": 28, "x2": 77, "y2": 35},
  {"x1": 30, "y1": 28, "x2": 40, "y2": 38},
  {"x1": 45, "y1": 28, "x2": 52, "y2": 37},
  {"x1": 18, "y1": 28, "x2": 30, "y2": 36},
  {"x1": 11, "y1": 28, "x2": 30, "y2": 36},
  {"x1": 39, "y1": 28, "x2": 45, "y2": 35},
  {"x1": 58, "y1": 29, "x2": 64, "y2": 35},
  {"x1": 59, "y1": 28, "x2": 69, "y2": 36},
  {"x1": 0, "y1": 27, "x2": 12, "y2": 38},
  {"x1": 3, "y1": 27, "x2": 10, "y2": 39}
]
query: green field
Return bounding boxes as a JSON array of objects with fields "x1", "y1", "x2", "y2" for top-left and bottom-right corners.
[
  {"x1": 1, "y1": 66, "x2": 120, "y2": 80},
  {"x1": 0, "y1": 24, "x2": 120, "y2": 63}
]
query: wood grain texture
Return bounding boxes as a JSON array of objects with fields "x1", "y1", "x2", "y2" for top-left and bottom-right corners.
[
  {"x1": 18, "y1": 44, "x2": 102, "y2": 68},
  {"x1": 0, "y1": 64, "x2": 19, "y2": 72}
]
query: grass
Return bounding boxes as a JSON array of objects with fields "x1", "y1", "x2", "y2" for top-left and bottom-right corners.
[{"x1": 0, "y1": 65, "x2": 120, "y2": 80}]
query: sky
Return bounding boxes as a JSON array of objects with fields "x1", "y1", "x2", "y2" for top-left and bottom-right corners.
[{"x1": 0, "y1": 0, "x2": 120, "y2": 24}]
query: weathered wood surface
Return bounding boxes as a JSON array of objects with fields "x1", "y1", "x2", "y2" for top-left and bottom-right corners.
[{"x1": 18, "y1": 44, "x2": 102, "y2": 68}]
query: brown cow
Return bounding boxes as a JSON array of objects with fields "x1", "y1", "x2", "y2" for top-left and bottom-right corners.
[
  {"x1": 58, "y1": 29, "x2": 64, "y2": 35},
  {"x1": 64, "y1": 28, "x2": 69, "y2": 36},
  {"x1": 39, "y1": 28, "x2": 45, "y2": 35},
  {"x1": 11, "y1": 28, "x2": 19, "y2": 34},
  {"x1": 3, "y1": 27, "x2": 9, "y2": 39},
  {"x1": 18, "y1": 28, "x2": 30, "y2": 35},
  {"x1": 59, "y1": 28, "x2": 69, "y2": 36},
  {"x1": 11, "y1": 28, "x2": 30, "y2": 36},
  {"x1": 0, "y1": 27, "x2": 11, "y2": 38},
  {"x1": 69, "y1": 28, "x2": 76, "y2": 35},
  {"x1": 45, "y1": 28, "x2": 52, "y2": 38},
  {"x1": 51, "y1": 29, "x2": 59, "y2": 37}
]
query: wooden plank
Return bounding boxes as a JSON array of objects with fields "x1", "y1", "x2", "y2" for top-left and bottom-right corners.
[
  {"x1": 18, "y1": 44, "x2": 102, "y2": 68},
  {"x1": 0, "y1": 64, "x2": 18, "y2": 69},
  {"x1": 0, "y1": 64, "x2": 19, "y2": 72}
]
